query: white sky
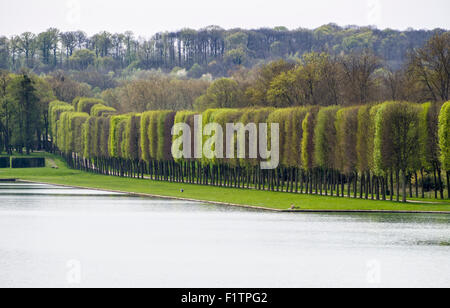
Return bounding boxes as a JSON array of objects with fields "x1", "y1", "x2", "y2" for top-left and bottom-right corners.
[{"x1": 1, "y1": 0, "x2": 449, "y2": 37}]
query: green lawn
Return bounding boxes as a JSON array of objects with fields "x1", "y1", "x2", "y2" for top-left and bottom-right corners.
[{"x1": 1, "y1": 153, "x2": 450, "y2": 213}]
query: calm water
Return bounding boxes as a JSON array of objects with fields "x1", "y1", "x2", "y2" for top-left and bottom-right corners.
[{"x1": 0, "y1": 183, "x2": 449, "y2": 288}]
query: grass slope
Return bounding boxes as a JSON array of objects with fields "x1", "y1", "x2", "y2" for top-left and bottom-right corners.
[{"x1": 1, "y1": 153, "x2": 449, "y2": 212}]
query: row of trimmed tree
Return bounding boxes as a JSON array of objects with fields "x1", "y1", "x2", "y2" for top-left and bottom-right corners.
[{"x1": 49, "y1": 100, "x2": 450, "y2": 202}]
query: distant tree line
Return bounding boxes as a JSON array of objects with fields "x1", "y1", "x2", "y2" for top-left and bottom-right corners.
[{"x1": 0, "y1": 24, "x2": 447, "y2": 77}]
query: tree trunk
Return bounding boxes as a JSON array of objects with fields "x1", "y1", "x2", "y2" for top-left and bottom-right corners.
[
  {"x1": 433, "y1": 169, "x2": 438, "y2": 199},
  {"x1": 438, "y1": 168, "x2": 444, "y2": 200},
  {"x1": 414, "y1": 172, "x2": 418, "y2": 198},
  {"x1": 390, "y1": 171, "x2": 394, "y2": 201},
  {"x1": 360, "y1": 173, "x2": 364, "y2": 199},
  {"x1": 396, "y1": 170, "x2": 400, "y2": 202},
  {"x1": 402, "y1": 170, "x2": 407, "y2": 203},
  {"x1": 409, "y1": 173, "x2": 413, "y2": 198},
  {"x1": 421, "y1": 169, "x2": 425, "y2": 199}
]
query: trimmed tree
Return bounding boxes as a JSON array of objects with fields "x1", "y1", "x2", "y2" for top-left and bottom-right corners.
[
  {"x1": 77, "y1": 98, "x2": 106, "y2": 114},
  {"x1": 91, "y1": 104, "x2": 117, "y2": 117},
  {"x1": 374, "y1": 102, "x2": 421, "y2": 202},
  {"x1": 439, "y1": 102, "x2": 450, "y2": 198}
]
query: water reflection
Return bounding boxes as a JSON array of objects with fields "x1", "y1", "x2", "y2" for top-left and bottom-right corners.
[{"x1": 0, "y1": 182, "x2": 449, "y2": 288}]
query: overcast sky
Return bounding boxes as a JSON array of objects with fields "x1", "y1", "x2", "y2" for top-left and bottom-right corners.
[{"x1": 1, "y1": 0, "x2": 449, "y2": 37}]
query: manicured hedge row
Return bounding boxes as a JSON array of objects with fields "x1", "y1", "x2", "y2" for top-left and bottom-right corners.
[
  {"x1": 53, "y1": 101, "x2": 450, "y2": 201},
  {"x1": 439, "y1": 102, "x2": 450, "y2": 171},
  {"x1": 48, "y1": 100, "x2": 74, "y2": 140},
  {"x1": 10, "y1": 157, "x2": 45, "y2": 168},
  {"x1": 0, "y1": 157, "x2": 10, "y2": 168}
]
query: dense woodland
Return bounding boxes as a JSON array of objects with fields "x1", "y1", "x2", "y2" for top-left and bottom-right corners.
[
  {"x1": 0, "y1": 27, "x2": 449, "y2": 202},
  {"x1": 0, "y1": 24, "x2": 446, "y2": 75}
]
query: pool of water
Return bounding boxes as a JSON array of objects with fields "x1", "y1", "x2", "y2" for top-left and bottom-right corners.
[{"x1": 0, "y1": 182, "x2": 449, "y2": 288}]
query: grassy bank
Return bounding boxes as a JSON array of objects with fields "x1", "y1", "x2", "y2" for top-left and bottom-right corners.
[{"x1": 1, "y1": 153, "x2": 450, "y2": 212}]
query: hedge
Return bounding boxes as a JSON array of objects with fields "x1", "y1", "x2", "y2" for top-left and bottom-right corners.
[
  {"x1": 109, "y1": 114, "x2": 131, "y2": 158},
  {"x1": 91, "y1": 104, "x2": 117, "y2": 117},
  {"x1": 301, "y1": 107, "x2": 319, "y2": 170},
  {"x1": 0, "y1": 157, "x2": 10, "y2": 168},
  {"x1": 48, "y1": 100, "x2": 74, "y2": 140},
  {"x1": 335, "y1": 106, "x2": 359, "y2": 174},
  {"x1": 314, "y1": 106, "x2": 339, "y2": 169},
  {"x1": 157, "y1": 111, "x2": 177, "y2": 161},
  {"x1": 439, "y1": 102, "x2": 450, "y2": 171},
  {"x1": 77, "y1": 98, "x2": 106, "y2": 114},
  {"x1": 123, "y1": 114, "x2": 141, "y2": 161},
  {"x1": 172, "y1": 111, "x2": 197, "y2": 163},
  {"x1": 239, "y1": 108, "x2": 273, "y2": 167},
  {"x1": 10, "y1": 157, "x2": 45, "y2": 168}
]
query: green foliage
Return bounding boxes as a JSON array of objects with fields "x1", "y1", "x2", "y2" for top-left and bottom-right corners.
[
  {"x1": 187, "y1": 63, "x2": 203, "y2": 78},
  {"x1": 285, "y1": 107, "x2": 309, "y2": 168},
  {"x1": 373, "y1": 103, "x2": 390, "y2": 175},
  {"x1": 97, "y1": 117, "x2": 110, "y2": 158},
  {"x1": 202, "y1": 78, "x2": 242, "y2": 109},
  {"x1": 58, "y1": 112, "x2": 89, "y2": 153},
  {"x1": 70, "y1": 49, "x2": 95, "y2": 70},
  {"x1": 201, "y1": 109, "x2": 221, "y2": 165},
  {"x1": 368, "y1": 104, "x2": 385, "y2": 173},
  {"x1": 48, "y1": 100, "x2": 74, "y2": 139},
  {"x1": 77, "y1": 98, "x2": 105, "y2": 114},
  {"x1": 439, "y1": 102, "x2": 450, "y2": 171},
  {"x1": 91, "y1": 104, "x2": 117, "y2": 117},
  {"x1": 267, "y1": 109, "x2": 289, "y2": 167},
  {"x1": 72, "y1": 96, "x2": 81, "y2": 110},
  {"x1": 419, "y1": 102, "x2": 444, "y2": 170},
  {"x1": 157, "y1": 111, "x2": 176, "y2": 161},
  {"x1": 314, "y1": 106, "x2": 339, "y2": 169},
  {"x1": 6, "y1": 73, "x2": 46, "y2": 152},
  {"x1": 211, "y1": 109, "x2": 244, "y2": 167},
  {"x1": 140, "y1": 112, "x2": 153, "y2": 162},
  {"x1": 109, "y1": 114, "x2": 130, "y2": 158},
  {"x1": 141, "y1": 111, "x2": 174, "y2": 162},
  {"x1": 123, "y1": 114, "x2": 141, "y2": 161},
  {"x1": 268, "y1": 108, "x2": 306, "y2": 167},
  {"x1": 148, "y1": 112, "x2": 161, "y2": 161},
  {"x1": 239, "y1": 108, "x2": 274, "y2": 167},
  {"x1": 373, "y1": 102, "x2": 421, "y2": 174},
  {"x1": 82, "y1": 116, "x2": 96, "y2": 158},
  {"x1": 301, "y1": 108, "x2": 319, "y2": 170},
  {"x1": 50, "y1": 101, "x2": 447, "y2": 191},
  {"x1": 335, "y1": 106, "x2": 360, "y2": 174},
  {"x1": 172, "y1": 111, "x2": 197, "y2": 163},
  {"x1": 357, "y1": 105, "x2": 373, "y2": 173}
]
